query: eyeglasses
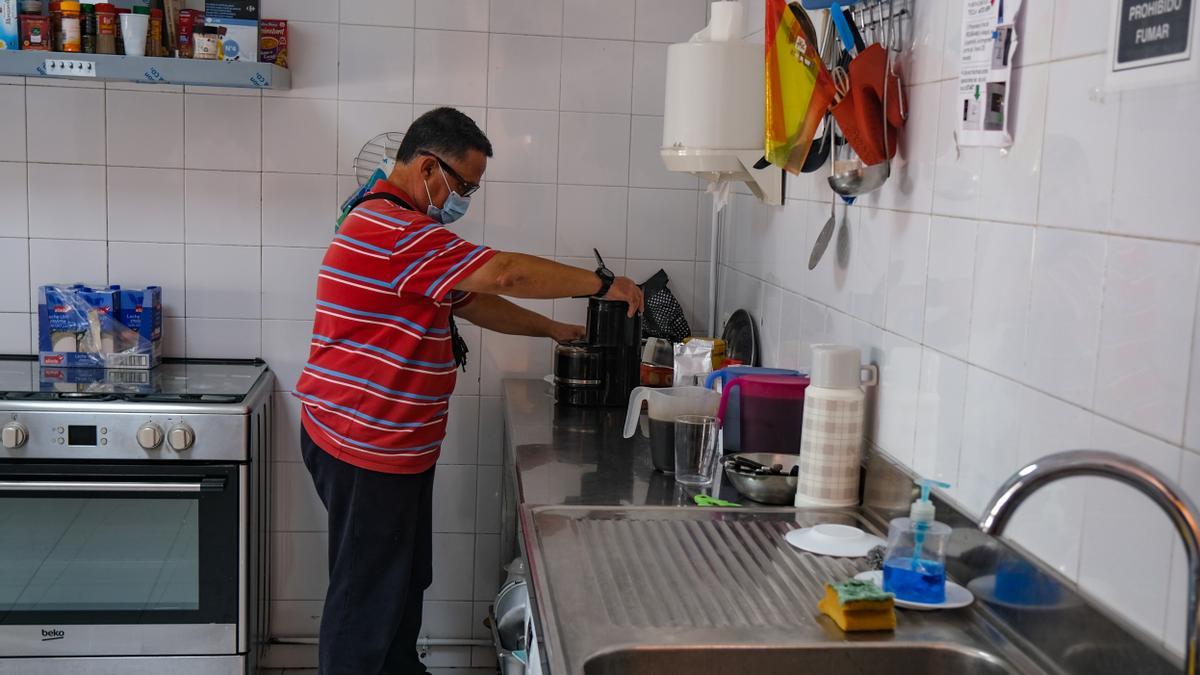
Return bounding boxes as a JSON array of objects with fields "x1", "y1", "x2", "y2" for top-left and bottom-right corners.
[{"x1": 421, "y1": 151, "x2": 481, "y2": 197}]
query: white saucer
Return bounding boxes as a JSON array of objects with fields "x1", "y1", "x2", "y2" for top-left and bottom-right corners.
[
  {"x1": 966, "y1": 575, "x2": 1080, "y2": 612},
  {"x1": 854, "y1": 570, "x2": 974, "y2": 611},
  {"x1": 784, "y1": 524, "x2": 886, "y2": 558}
]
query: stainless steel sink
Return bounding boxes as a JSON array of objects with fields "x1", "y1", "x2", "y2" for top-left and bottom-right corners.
[
  {"x1": 522, "y1": 506, "x2": 1055, "y2": 675},
  {"x1": 584, "y1": 644, "x2": 1023, "y2": 675}
]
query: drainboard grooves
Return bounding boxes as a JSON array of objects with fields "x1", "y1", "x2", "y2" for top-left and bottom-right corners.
[
  {"x1": 598, "y1": 519, "x2": 657, "y2": 626},
  {"x1": 627, "y1": 519, "x2": 694, "y2": 627},
  {"x1": 571, "y1": 516, "x2": 874, "y2": 629},
  {"x1": 575, "y1": 519, "x2": 633, "y2": 627},
  {"x1": 613, "y1": 517, "x2": 674, "y2": 626},
  {"x1": 667, "y1": 519, "x2": 751, "y2": 626},
  {"x1": 687, "y1": 520, "x2": 771, "y2": 626},
  {"x1": 707, "y1": 520, "x2": 793, "y2": 626},
  {"x1": 735, "y1": 521, "x2": 809, "y2": 622},
  {"x1": 647, "y1": 519, "x2": 728, "y2": 627}
]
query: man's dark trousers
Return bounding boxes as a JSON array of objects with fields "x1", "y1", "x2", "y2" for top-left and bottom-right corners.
[{"x1": 301, "y1": 425, "x2": 435, "y2": 675}]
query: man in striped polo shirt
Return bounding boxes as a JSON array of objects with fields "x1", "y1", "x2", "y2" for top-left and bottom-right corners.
[{"x1": 296, "y1": 107, "x2": 643, "y2": 674}]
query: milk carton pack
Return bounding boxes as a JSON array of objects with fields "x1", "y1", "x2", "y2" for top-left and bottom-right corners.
[
  {"x1": 40, "y1": 366, "x2": 159, "y2": 393},
  {"x1": 38, "y1": 284, "x2": 163, "y2": 369}
]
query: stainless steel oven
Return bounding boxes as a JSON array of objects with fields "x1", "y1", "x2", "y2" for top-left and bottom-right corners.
[{"x1": 0, "y1": 358, "x2": 273, "y2": 675}]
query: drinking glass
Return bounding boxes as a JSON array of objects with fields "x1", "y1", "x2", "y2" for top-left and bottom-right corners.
[{"x1": 674, "y1": 415, "x2": 720, "y2": 487}]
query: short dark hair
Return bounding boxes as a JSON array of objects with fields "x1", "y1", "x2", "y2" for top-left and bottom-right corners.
[{"x1": 396, "y1": 107, "x2": 493, "y2": 163}]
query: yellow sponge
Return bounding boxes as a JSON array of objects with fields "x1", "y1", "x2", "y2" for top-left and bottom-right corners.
[{"x1": 817, "y1": 580, "x2": 896, "y2": 632}]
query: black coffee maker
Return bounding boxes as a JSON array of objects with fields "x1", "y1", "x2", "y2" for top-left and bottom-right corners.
[{"x1": 554, "y1": 296, "x2": 642, "y2": 407}]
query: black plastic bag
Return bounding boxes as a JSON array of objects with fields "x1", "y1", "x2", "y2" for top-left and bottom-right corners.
[{"x1": 640, "y1": 269, "x2": 691, "y2": 343}]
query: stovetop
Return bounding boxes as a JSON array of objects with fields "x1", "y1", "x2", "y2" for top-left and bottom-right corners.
[{"x1": 0, "y1": 356, "x2": 269, "y2": 404}]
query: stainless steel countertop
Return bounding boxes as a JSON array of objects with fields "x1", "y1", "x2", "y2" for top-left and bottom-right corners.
[
  {"x1": 504, "y1": 379, "x2": 739, "y2": 508},
  {"x1": 502, "y1": 379, "x2": 1184, "y2": 675}
]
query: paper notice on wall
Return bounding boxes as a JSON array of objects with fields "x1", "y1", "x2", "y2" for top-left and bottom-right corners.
[{"x1": 957, "y1": 0, "x2": 1023, "y2": 147}]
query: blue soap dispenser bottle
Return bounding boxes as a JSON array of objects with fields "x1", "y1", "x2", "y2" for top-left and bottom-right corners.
[{"x1": 882, "y1": 479, "x2": 952, "y2": 604}]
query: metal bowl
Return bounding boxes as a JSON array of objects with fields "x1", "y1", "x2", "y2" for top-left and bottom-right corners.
[{"x1": 724, "y1": 452, "x2": 800, "y2": 505}]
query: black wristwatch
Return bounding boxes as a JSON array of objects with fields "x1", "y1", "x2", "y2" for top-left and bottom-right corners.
[{"x1": 576, "y1": 248, "x2": 615, "y2": 298}]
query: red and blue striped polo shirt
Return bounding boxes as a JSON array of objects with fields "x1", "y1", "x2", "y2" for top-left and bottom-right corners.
[{"x1": 295, "y1": 179, "x2": 496, "y2": 474}]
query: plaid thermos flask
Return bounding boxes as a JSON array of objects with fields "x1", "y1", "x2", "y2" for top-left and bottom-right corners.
[{"x1": 794, "y1": 345, "x2": 879, "y2": 507}]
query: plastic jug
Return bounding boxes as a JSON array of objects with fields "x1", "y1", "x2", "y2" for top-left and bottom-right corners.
[
  {"x1": 624, "y1": 386, "x2": 721, "y2": 473},
  {"x1": 705, "y1": 366, "x2": 803, "y2": 452},
  {"x1": 716, "y1": 375, "x2": 810, "y2": 455}
]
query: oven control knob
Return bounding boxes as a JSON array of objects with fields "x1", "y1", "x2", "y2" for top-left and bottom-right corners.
[
  {"x1": 1, "y1": 422, "x2": 27, "y2": 449},
  {"x1": 168, "y1": 424, "x2": 195, "y2": 452},
  {"x1": 136, "y1": 423, "x2": 164, "y2": 450}
]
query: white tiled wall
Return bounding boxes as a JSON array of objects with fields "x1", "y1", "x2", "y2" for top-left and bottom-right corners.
[
  {"x1": 719, "y1": 0, "x2": 1200, "y2": 656},
  {"x1": 0, "y1": 0, "x2": 710, "y2": 667}
]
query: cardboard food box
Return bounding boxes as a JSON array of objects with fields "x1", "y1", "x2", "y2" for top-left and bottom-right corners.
[
  {"x1": 20, "y1": 14, "x2": 49, "y2": 50},
  {"x1": 0, "y1": 0, "x2": 19, "y2": 50},
  {"x1": 38, "y1": 285, "x2": 163, "y2": 369},
  {"x1": 204, "y1": 0, "x2": 257, "y2": 62},
  {"x1": 258, "y1": 18, "x2": 286, "y2": 66}
]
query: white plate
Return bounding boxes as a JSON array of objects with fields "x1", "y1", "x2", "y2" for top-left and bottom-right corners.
[
  {"x1": 854, "y1": 570, "x2": 974, "y2": 611},
  {"x1": 784, "y1": 524, "x2": 886, "y2": 558},
  {"x1": 966, "y1": 575, "x2": 1081, "y2": 612}
]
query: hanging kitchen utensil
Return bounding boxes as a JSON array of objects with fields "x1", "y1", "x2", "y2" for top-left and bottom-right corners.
[
  {"x1": 849, "y1": 43, "x2": 905, "y2": 163},
  {"x1": 764, "y1": 0, "x2": 836, "y2": 174},
  {"x1": 799, "y1": 9, "x2": 841, "y2": 174},
  {"x1": 799, "y1": 0, "x2": 864, "y2": 9},
  {"x1": 808, "y1": 186, "x2": 837, "y2": 269},
  {"x1": 830, "y1": 2, "x2": 864, "y2": 56},
  {"x1": 800, "y1": 114, "x2": 833, "y2": 172},
  {"x1": 352, "y1": 132, "x2": 405, "y2": 187}
]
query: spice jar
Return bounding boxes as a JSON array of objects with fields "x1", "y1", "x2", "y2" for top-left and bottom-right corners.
[
  {"x1": 49, "y1": 1, "x2": 63, "y2": 51},
  {"x1": 94, "y1": 3, "x2": 115, "y2": 55},
  {"x1": 148, "y1": 8, "x2": 163, "y2": 57},
  {"x1": 114, "y1": 6, "x2": 128, "y2": 54},
  {"x1": 80, "y1": 2, "x2": 96, "y2": 54},
  {"x1": 59, "y1": 1, "x2": 81, "y2": 52},
  {"x1": 193, "y1": 25, "x2": 219, "y2": 60}
]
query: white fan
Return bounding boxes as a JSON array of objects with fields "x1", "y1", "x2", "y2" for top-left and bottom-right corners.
[{"x1": 353, "y1": 132, "x2": 406, "y2": 186}]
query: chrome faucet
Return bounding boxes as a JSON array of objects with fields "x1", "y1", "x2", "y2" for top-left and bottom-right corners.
[{"x1": 980, "y1": 450, "x2": 1200, "y2": 675}]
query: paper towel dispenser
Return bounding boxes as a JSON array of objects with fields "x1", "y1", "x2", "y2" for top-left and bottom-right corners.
[{"x1": 661, "y1": 1, "x2": 782, "y2": 205}]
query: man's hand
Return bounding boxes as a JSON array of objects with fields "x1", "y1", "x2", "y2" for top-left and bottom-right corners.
[
  {"x1": 604, "y1": 276, "x2": 644, "y2": 317},
  {"x1": 549, "y1": 322, "x2": 586, "y2": 344}
]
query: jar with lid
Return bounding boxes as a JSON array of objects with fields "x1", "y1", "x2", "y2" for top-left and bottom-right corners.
[
  {"x1": 48, "y1": 1, "x2": 62, "y2": 50},
  {"x1": 94, "y1": 3, "x2": 116, "y2": 55},
  {"x1": 193, "y1": 26, "x2": 219, "y2": 60},
  {"x1": 80, "y1": 2, "x2": 96, "y2": 54},
  {"x1": 59, "y1": 1, "x2": 81, "y2": 52},
  {"x1": 147, "y1": 8, "x2": 163, "y2": 57},
  {"x1": 19, "y1": 0, "x2": 43, "y2": 13}
]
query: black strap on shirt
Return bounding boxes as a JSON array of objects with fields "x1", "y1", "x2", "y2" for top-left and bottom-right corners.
[{"x1": 344, "y1": 192, "x2": 471, "y2": 372}]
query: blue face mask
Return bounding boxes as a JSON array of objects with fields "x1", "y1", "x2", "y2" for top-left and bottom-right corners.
[{"x1": 424, "y1": 164, "x2": 471, "y2": 224}]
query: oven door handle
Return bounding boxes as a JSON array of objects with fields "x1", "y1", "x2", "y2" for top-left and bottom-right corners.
[{"x1": 0, "y1": 478, "x2": 226, "y2": 493}]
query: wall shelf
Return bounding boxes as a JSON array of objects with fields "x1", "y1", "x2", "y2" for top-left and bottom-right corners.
[{"x1": 0, "y1": 50, "x2": 290, "y2": 89}]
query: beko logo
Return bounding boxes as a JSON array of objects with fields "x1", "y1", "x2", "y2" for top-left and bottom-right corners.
[{"x1": 41, "y1": 629, "x2": 64, "y2": 641}]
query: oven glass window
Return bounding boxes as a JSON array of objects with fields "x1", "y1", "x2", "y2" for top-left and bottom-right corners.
[{"x1": 0, "y1": 498, "x2": 200, "y2": 613}]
